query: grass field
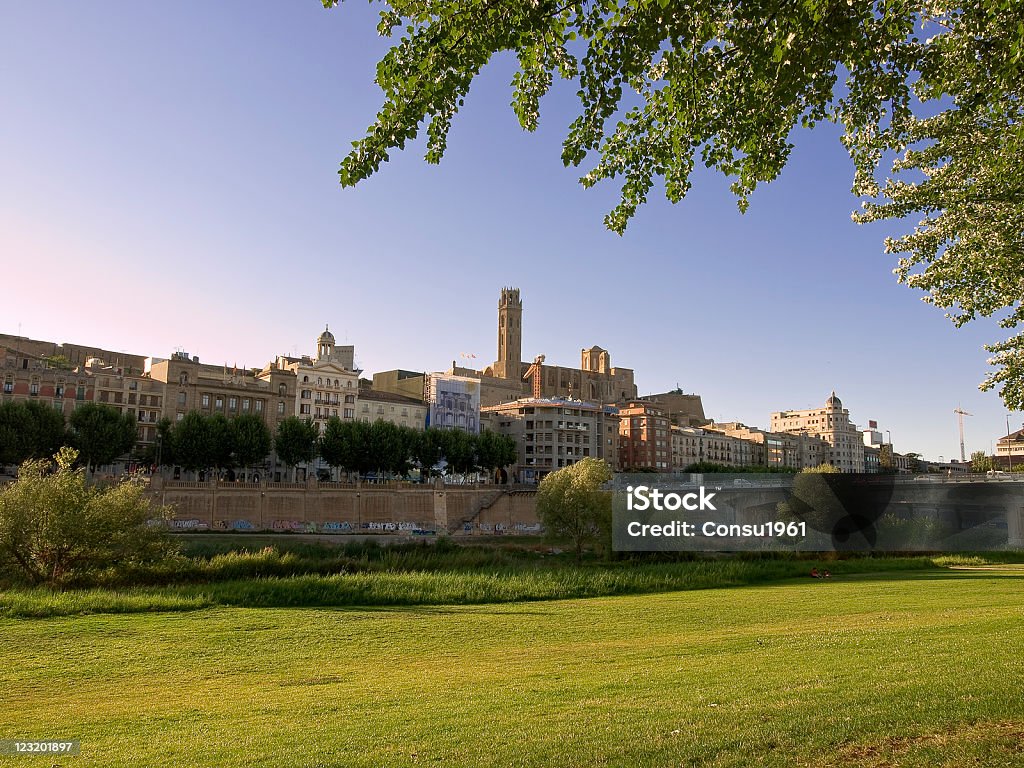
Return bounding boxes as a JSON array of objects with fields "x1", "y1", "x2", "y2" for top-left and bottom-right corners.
[{"x1": 3, "y1": 568, "x2": 1023, "y2": 767}]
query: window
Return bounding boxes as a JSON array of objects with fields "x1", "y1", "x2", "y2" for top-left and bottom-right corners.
[
  {"x1": 29, "y1": 382, "x2": 39, "y2": 396},
  {"x1": 215, "y1": 396, "x2": 223, "y2": 409},
  {"x1": 317, "y1": 377, "x2": 323, "y2": 386},
  {"x1": 176, "y1": 412, "x2": 184, "y2": 421},
  {"x1": 300, "y1": 404, "x2": 312, "y2": 415},
  {"x1": 242, "y1": 398, "x2": 250, "y2": 412},
  {"x1": 345, "y1": 394, "x2": 354, "y2": 404},
  {"x1": 344, "y1": 408, "x2": 354, "y2": 418},
  {"x1": 2, "y1": 380, "x2": 12, "y2": 394},
  {"x1": 229, "y1": 397, "x2": 237, "y2": 410},
  {"x1": 278, "y1": 384, "x2": 287, "y2": 397},
  {"x1": 202, "y1": 394, "x2": 210, "y2": 408},
  {"x1": 278, "y1": 402, "x2": 286, "y2": 415},
  {"x1": 301, "y1": 390, "x2": 312, "y2": 399},
  {"x1": 255, "y1": 400, "x2": 264, "y2": 413}
]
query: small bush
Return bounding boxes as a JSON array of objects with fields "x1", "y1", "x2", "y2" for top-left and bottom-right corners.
[{"x1": 0, "y1": 448, "x2": 176, "y2": 586}]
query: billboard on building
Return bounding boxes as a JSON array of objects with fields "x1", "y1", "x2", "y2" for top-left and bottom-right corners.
[{"x1": 427, "y1": 374, "x2": 481, "y2": 433}]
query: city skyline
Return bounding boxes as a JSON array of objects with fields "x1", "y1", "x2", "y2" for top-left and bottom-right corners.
[{"x1": 2, "y1": 2, "x2": 1018, "y2": 461}]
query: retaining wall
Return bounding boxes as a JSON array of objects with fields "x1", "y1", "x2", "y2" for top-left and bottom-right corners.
[{"x1": 149, "y1": 477, "x2": 539, "y2": 535}]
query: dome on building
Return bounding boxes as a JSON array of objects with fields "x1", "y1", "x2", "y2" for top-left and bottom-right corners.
[
  {"x1": 826, "y1": 390, "x2": 842, "y2": 410},
  {"x1": 318, "y1": 325, "x2": 335, "y2": 346}
]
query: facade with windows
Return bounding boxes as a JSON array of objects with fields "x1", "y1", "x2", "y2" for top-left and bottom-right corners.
[
  {"x1": 278, "y1": 327, "x2": 360, "y2": 435},
  {"x1": 617, "y1": 401, "x2": 671, "y2": 472},
  {"x1": 481, "y1": 397, "x2": 619, "y2": 483},
  {"x1": 770, "y1": 392, "x2": 866, "y2": 472},
  {"x1": 356, "y1": 387, "x2": 427, "y2": 430},
  {"x1": 85, "y1": 359, "x2": 165, "y2": 447},
  {"x1": 995, "y1": 428, "x2": 1024, "y2": 470},
  {"x1": 149, "y1": 352, "x2": 294, "y2": 435},
  {"x1": 669, "y1": 425, "x2": 760, "y2": 470},
  {"x1": 0, "y1": 347, "x2": 94, "y2": 418}
]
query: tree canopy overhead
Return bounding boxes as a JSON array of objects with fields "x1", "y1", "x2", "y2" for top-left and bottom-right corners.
[{"x1": 325, "y1": 1, "x2": 1024, "y2": 407}]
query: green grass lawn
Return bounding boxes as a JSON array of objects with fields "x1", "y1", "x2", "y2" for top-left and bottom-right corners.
[{"x1": 2, "y1": 569, "x2": 1023, "y2": 767}]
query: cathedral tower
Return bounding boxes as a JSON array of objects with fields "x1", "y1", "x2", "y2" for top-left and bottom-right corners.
[{"x1": 494, "y1": 287, "x2": 522, "y2": 380}]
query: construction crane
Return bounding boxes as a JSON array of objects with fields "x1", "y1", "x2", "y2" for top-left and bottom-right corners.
[
  {"x1": 523, "y1": 354, "x2": 545, "y2": 399},
  {"x1": 954, "y1": 406, "x2": 972, "y2": 463}
]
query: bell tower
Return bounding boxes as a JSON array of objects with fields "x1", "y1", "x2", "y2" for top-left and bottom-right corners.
[{"x1": 495, "y1": 287, "x2": 522, "y2": 379}]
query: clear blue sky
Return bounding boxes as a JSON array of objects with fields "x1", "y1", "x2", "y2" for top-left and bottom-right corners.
[{"x1": 2, "y1": 2, "x2": 1019, "y2": 460}]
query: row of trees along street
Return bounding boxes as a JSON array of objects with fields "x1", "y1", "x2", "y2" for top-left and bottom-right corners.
[
  {"x1": 0, "y1": 401, "x2": 136, "y2": 472},
  {"x1": 0, "y1": 401, "x2": 519, "y2": 481},
  {"x1": 156, "y1": 413, "x2": 518, "y2": 481}
]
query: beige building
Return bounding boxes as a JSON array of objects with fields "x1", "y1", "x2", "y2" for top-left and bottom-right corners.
[
  {"x1": 277, "y1": 328, "x2": 360, "y2": 435},
  {"x1": 372, "y1": 369, "x2": 427, "y2": 402},
  {"x1": 996, "y1": 427, "x2": 1024, "y2": 469},
  {"x1": 639, "y1": 389, "x2": 707, "y2": 427},
  {"x1": 0, "y1": 333, "x2": 147, "y2": 374},
  {"x1": 356, "y1": 387, "x2": 427, "y2": 430},
  {"x1": 85, "y1": 359, "x2": 165, "y2": 448},
  {"x1": 149, "y1": 352, "x2": 296, "y2": 434},
  {"x1": 482, "y1": 397, "x2": 619, "y2": 482},
  {"x1": 705, "y1": 423, "x2": 771, "y2": 466},
  {"x1": 669, "y1": 425, "x2": 764, "y2": 470},
  {"x1": 770, "y1": 392, "x2": 865, "y2": 472}
]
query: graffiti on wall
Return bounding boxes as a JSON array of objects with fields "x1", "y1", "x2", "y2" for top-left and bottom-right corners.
[
  {"x1": 321, "y1": 521, "x2": 353, "y2": 532},
  {"x1": 362, "y1": 521, "x2": 432, "y2": 532},
  {"x1": 271, "y1": 520, "x2": 318, "y2": 533},
  {"x1": 211, "y1": 519, "x2": 255, "y2": 531},
  {"x1": 170, "y1": 518, "x2": 208, "y2": 530}
]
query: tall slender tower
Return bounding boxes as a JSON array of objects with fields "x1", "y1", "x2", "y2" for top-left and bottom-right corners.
[{"x1": 495, "y1": 287, "x2": 522, "y2": 379}]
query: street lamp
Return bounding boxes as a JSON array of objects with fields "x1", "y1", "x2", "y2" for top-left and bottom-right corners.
[{"x1": 1006, "y1": 414, "x2": 1013, "y2": 471}]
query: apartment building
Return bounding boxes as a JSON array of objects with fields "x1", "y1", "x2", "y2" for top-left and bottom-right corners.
[
  {"x1": 482, "y1": 397, "x2": 619, "y2": 483},
  {"x1": 618, "y1": 401, "x2": 671, "y2": 471},
  {"x1": 356, "y1": 387, "x2": 427, "y2": 430},
  {"x1": 770, "y1": 392, "x2": 865, "y2": 472}
]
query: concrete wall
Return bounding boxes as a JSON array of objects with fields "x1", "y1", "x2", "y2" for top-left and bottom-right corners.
[{"x1": 150, "y1": 477, "x2": 539, "y2": 536}]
